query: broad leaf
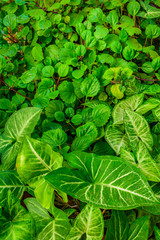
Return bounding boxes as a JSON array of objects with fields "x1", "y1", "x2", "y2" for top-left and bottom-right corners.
[
  {"x1": 0, "y1": 191, "x2": 34, "y2": 240},
  {"x1": 105, "y1": 210, "x2": 129, "y2": 240},
  {"x1": 16, "y1": 137, "x2": 63, "y2": 208},
  {"x1": 66, "y1": 204, "x2": 104, "y2": 240},
  {"x1": 0, "y1": 107, "x2": 42, "y2": 169},
  {"x1": 25, "y1": 198, "x2": 52, "y2": 235},
  {"x1": 136, "y1": 141, "x2": 160, "y2": 182},
  {"x1": 37, "y1": 207, "x2": 71, "y2": 240},
  {"x1": 136, "y1": 98, "x2": 160, "y2": 115},
  {"x1": 0, "y1": 170, "x2": 25, "y2": 206},
  {"x1": 124, "y1": 110, "x2": 153, "y2": 152},
  {"x1": 46, "y1": 152, "x2": 159, "y2": 210},
  {"x1": 105, "y1": 124, "x2": 130, "y2": 155},
  {"x1": 128, "y1": 215, "x2": 150, "y2": 240},
  {"x1": 112, "y1": 94, "x2": 144, "y2": 124},
  {"x1": 154, "y1": 225, "x2": 160, "y2": 240}
]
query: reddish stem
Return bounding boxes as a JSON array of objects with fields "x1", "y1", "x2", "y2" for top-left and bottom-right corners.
[{"x1": 0, "y1": 79, "x2": 31, "y2": 101}]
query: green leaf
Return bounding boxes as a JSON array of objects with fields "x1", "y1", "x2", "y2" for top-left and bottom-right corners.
[
  {"x1": 41, "y1": 128, "x2": 67, "y2": 149},
  {"x1": 58, "y1": 63, "x2": 69, "y2": 77},
  {"x1": 122, "y1": 46, "x2": 135, "y2": 60},
  {"x1": 92, "y1": 104, "x2": 111, "y2": 127},
  {"x1": 0, "y1": 98, "x2": 12, "y2": 110},
  {"x1": 58, "y1": 81, "x2": 76, "y2": 103},
  {"x1": 152, "y1": 57, "x2": 160, "y2": 71},
  {"x1": 0, "y1": 191, "x2": 34, "y2": 240},
  {"x1": 127, "y1": 1, "x2": 140, "y2": 16},
  {"x1": 94, "y1": 25, "x2": 109, "y2": 39},
  {"x1": 142, "y1": 62, "x2": 154, "y2": 74},
  {"x1": 107, "y1": 10, "x2": 119, "y2": 27},
  {"x1": 16, "y1": 137, "x2": 63, "y2": 209},
  {"x1": 0, "y1": 107, "x2": 42, "y2": 169},
  {"x1": 0, "y1": 170, "x2": 25, "y2": 206},
  {"x1": 46, "y1": 152, "x2": 159, "y2": 210},
  {"x1": 128, "y1": 215, "x2": 150, "y2": 240},
  {"x1": 21, "y1": 67, "x2": 37, "y2": 84},
  {"x1": 80, "y1": 76, "x2": 100, "y2": 97},
  {"x1": 145, "y1": 24, "x2": 160, "y2": 39},
  {"x1": 112, "y1": 94, "x2": 144, "y2": 124},
  {"x1": 37, "y1": 207, "x2": 71, "y2": 240},
  {"x1": 138, "y1": 1, "x2": 160, "y2": 18},
  {"x1": 124, "y1": 110, "x2": 153, "y2": 152},
  {"x1": 75, "y1": 45, "x2": 86, "y2": 56},
  {"x1": 3, "y1": 13, "x2": 17, "y2": 30},
  {"x1": 32, "y1": 44, "x2": 44, "y2": 62},
  {"x1": 154, "y1": 225, "x2": 160, "y2": 240},
  {"x1": 111, "y1": 84, "x2": 124, "y2": 99},
  {"x1": 42, "y1": 66, "x2": 54, "y2": 78},
  {"x1": 136, "y1": 98, "x2": 160, "y2": 115},
  {"x1": 136, "y1": 141, "x2": 160, "y2": 182},
  {"x1": 45, "y1": 100, "x2": 64, "y2": 118},
  {"x1": 110, "y1": 41, "x2": 122, "y2": 54},
  {"x1": 105, "y1": 210, "x2": 129, "y2": 240},
  {"x1": 66, "y1": 204, "x2": 104, "y2": 240},
  {"x1": 120, "y1": 148, "x2": 136, "y2": 164},
  {"x1": 105, "y1": 124, "x2": 130, "y2": 155},
  {"x1": 25, "y1": 198, "x2": 51, "y2": 236}
]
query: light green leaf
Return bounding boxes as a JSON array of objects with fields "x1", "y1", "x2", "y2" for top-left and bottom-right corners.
[
  {"x1": 127, "y1": 1, "x2": 140, "y2": 16},
  {"x1": 105, "y1": 124, "x2": 130, "y2": 155},
  {"x1": 145, "y1": 24, "x2": 160, "y2": 39},
  {"x1": 0, "y1": 107, "x2": 42, "y2": 169},
  {"x1": 25, "y1": 198, "x2": 51, "y2": 235},
  {"x1": 46, "y1": 152, "x2": 159, "y2": 210},
  {"x1": 37, "y1": 208, "x2": 71, "y2": 240},
  {"x1": 41, "y1": 128, "x2": 67, "y2": 149},
  {"x1": 136, "y1": 141, "x2": 160, "y2": 182},
  {"x1": 136, "y1": 98, "x2": 160, "y2": 115},
  {"x1": 58, "y1": 64, "x2": 69, "y2": 77},
  {"x1": 112, "y1": 94, "x2": 144, "y2": 124},
  {"x1": 105, "y1": 210, "x2": 129, "y2": 240},
  {"x1": 42, "y1": 66, "x2": 54, "y2": 78},
  {"x1": 16, "y1": 137, "x2": 63, "y2": 208},
  {"x1": 58, "y1": 81, "x2": 76, "y2": 103},
  {"x1": 111, "y1": 84, "x2": 124, "y2": 99},
  {"x1": 66, "y1": 204, "x2": 104, "y2": 240},
  {"x1": 3, "y1": 13, "x2": 16, "y2": 30},
  {"x1": 0, "y1": 170, "x2": 25, "y2": 206},
  {"x1": 120, "y1": 148, "x2": 136, "y2": 165},
  {"x1": 94, "y1": 25, "x2": 109, "y2": 39},
  {"x1": 124, "y1": 110, "x2": 153, "y2": 152},
  {"x1": 153, "y1": 106, "x2": 160, "y2": 121},
  {"x1": 80, "y1": 76, "x2": 100, "y2": 97},
  {"x1": 0, "y1": 191, "x2": 34, "y2": 240},
  {"x1": 32, "y1": 44, "x2": 44, "y2": 62},
  {"x1": 92, "y1": 104, "x2": 111, "y2": 127},
  {"x1": 21, "y1": 67, "x2": 37, "y2": 83},
  {"x1": 128, "y1": 215, "x2": 150, "y2": 240},
  {"x1": 154, "y1": 225, "x2": 160, "y2": 240}
]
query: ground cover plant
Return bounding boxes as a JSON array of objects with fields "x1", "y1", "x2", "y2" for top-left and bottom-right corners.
[{"x1": 1, "y1": 0, "x2": 160, "y2": 239}]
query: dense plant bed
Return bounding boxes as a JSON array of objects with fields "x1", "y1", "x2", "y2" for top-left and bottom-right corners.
[{"x1": 1, "y1": 0, "x2": 160, "y2": 239}]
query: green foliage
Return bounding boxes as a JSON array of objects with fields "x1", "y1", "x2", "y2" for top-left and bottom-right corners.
[{"x1": 0, "y1": 0, "x2": 160, "y2": 239}]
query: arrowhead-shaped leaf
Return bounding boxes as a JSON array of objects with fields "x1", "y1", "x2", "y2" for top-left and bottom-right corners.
[
  {"x1": 128, "y1": 215, "x2": 150, "y2": 240},
  {"x1": 112, "y1": 94, "x2": 144, "y2": 124},
  {"x1": 46, "y1": 152, "x2": 159, "y2": 210},
  {"x1": 105, "y1": 210, "x2": 129, "y2": 240},
  {"x1": 66, "y1": 204, "x2": 104, "y2": 240},
  {"x1": 105, "y1": 124, "x2": 130, "y2": 155},
  {"x1": 16, "y1": 137, "x2": 63, "y2": 208},
  {"x1": 0, "y1": 170, "x2": 25, "y2": 206},
  {"x1": 124, "y1": 110, "x2": 153, "y2": 152},
  {"x1": 0, "y1": 191, "x2": 34, "y2": 240},
  {"x1": 0, "y1": 107, "x2": 42, "y2": 169}
]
